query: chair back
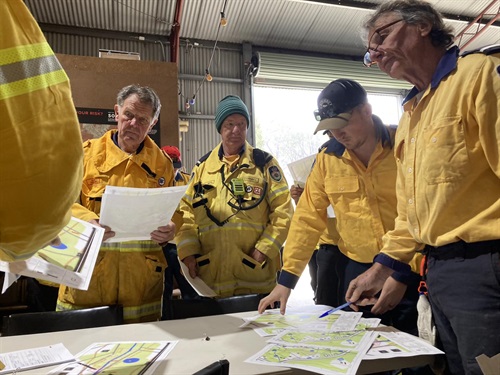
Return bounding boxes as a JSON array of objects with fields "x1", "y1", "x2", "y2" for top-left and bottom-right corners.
[
  {"x1": 167, "y1": 294, "x2": 264, "y2": 320},
  {"x1": 1, "y1": 305, "x2": 123, "y2": 336},
  {"x1": 193, "y1": 360, "x2": 230, "y2": 375}
]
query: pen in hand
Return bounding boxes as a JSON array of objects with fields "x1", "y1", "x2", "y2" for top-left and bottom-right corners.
[{"x1": 318, "y1": 301, "x2": 354, "y2": 318}]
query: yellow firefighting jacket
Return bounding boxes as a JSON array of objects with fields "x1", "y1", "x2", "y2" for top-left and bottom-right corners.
[
  {"x1": 176, "y1": 142, "x2": 293, "y2": 297},
  {"x1": 57, "y1": 130, "x2": 177, "y2": 322},
  {"x1": 379, "y1": 46, "x2": 500, "y2": 265},
  {"x1": 279, "y1": 121, "x2": 421, "y2": 289},
  {"x1": 0, "y1": 0, "x2": 83, "y2": 261}
]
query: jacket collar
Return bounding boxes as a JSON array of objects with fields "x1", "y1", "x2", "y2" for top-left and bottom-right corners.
[
  {"x1": 403, "y1": 46, "x2": 460, "y2": 105},
  {"x1": 111, "y1": 130, "x2": 146, "y2": 154},
  {"x1": 205, "y1": 142, "x2": 251, "y2": 173}
]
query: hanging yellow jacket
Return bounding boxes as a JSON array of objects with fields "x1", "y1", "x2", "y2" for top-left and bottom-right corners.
[
  {"x1": 57, "y1": 130, "x2": 176, "y2": 323},
  {"x1": 176, "y1": 142, "x2": 293, "y2": 297},
  {"x1": 279, "y1": 122, "x2": 421, "y2": 289},
  {"x1": 0, "y1": 0, "x2": 83, "y2": 261}
]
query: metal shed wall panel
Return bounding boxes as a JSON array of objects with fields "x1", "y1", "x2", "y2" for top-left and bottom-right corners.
[
  {"x1": 179, "y1": 118, "x2": 221, "y2": 172},
  {"x1": 178, "y1": 42, "x2": 243, "y2": 78},
  {"x1": 44, "y1": 32, "x2": 169, "y2": 61},
  {"x1": 255, "y1": 51, "x2": 411, "y2": 91}
]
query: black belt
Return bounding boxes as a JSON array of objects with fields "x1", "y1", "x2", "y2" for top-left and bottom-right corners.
[
  {"x1": 318, "y1": 244, "x2": 338, "y2": 251},
  {"x1": 424, "y1": 239, "x2": 500, "y2": 261}
]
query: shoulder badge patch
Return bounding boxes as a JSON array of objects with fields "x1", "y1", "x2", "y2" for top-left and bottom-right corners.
[
  {"x1": 268, "y1": 166, "x2": 282, "y2": 182},
  {"x1": 158, "y1": 177, "x2": 166, "y2": 186}
]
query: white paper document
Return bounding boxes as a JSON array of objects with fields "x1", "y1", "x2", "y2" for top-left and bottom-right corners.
[
  {"x1": 0, "y1": 343, "x2": 74, "y2": 374},
  {"x1": 99, "y1": 185, "x2": 188, "y2": 243},
  {"x1": 48, "y1": 341, "x2": 177, "y2": 375},
  {"x1": 364, "y1": 331, "x2": 444, "y2": 360},
  {"x1": 0, "y1": 217, "x2": 104, "y2": 292},
  {"x1": 179, "y1": 258, "x2": 217, "y2": 297},
  {"x1": 287, "y1": 154, "x2": 316, "y2": 187},
  {"x1": 243, "y1": 308, "x2": 443, "y2": 375}
]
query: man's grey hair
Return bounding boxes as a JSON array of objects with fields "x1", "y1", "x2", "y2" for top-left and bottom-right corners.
[
  {"x1": 362, "y1": 0, "x2": 455, "y2": 48},
  {"x1": 116, "y1": 84, "x2": 161, "y2": 120}
]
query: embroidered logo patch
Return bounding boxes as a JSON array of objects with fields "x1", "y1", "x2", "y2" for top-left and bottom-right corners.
[
  {"x1": 253, "y1": 186, "x2": 263, "y2": 196},
  {"x1": 269, "y1": 166, "x2": 282, "y2": 182},
  {"x1": 496, "y1": 65, "x2": 500, "y2": 77},
  {"x1": 246, "y1": 185, "x2": 253, "y2": 193},
  {"x1": 158, "y1": 177, "x2": 165, "y2": 186}
]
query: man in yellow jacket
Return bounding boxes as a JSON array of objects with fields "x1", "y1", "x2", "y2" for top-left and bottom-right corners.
[
  {"x1": 177, "y1": 95, "x2": 293, "y2": 298},
  {"x1": 57, "y1": 84, "x2": 177, "y2": 323},
  {"x1": 0, "y1": 0, "x2": 83, "y2": 262},
  {"x1": 259, "y1": 81, "x2": 428, "y2": 366},
  {"x1": 347, "y1": 1, "x2": 500, "y2": 372}
]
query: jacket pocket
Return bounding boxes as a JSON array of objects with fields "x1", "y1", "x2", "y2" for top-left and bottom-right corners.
[{"x1": 422, "y1": 116, "x2": 468, "y2": 184}]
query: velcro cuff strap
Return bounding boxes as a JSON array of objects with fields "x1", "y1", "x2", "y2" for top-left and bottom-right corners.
[
  {"x1": 278, "y1": 270, "x2": 300, "y2": 289},
  {"x1": 374, "y1": 253, "x2": 412, "y2": 274}
]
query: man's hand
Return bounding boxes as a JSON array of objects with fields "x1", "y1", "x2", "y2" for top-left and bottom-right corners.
[
  {"x1": 345, "y1": 263, "x2": 393, "y2": 310},
  {"x1": 90, "y1": 219, "x2": 115, "y2": 241},
  {"x1": 182, "y1": 255, "x2": 198, "y2": 278},
  {"x1": 370, "y1": 276, "x2": 407, "y2": 315},
  {"x1": 258, "y1": 284, "x2": 291, "y2": 315},
  {"x1": 290, "y1": 185, "x2": 304, "y2": 205},
  {"x1": 250, "y1": 248, "x2": 267, "y2": 263},
  {"x1": 151, "y1": 221, "x2": 176, "y2": 245}
]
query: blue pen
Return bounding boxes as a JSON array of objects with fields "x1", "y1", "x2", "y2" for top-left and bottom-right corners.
[{"x1": 318, "y1": 301, "x2": 353, "y2": 318}]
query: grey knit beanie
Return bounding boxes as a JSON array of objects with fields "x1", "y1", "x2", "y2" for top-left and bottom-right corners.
[{"x1": 214, "y1": 95, "x2": 250, "y2": 133}]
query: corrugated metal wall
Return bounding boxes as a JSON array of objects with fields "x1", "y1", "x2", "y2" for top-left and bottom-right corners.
[
  {"x1": 43, "y1": 31, "x2": 246, "y2": 172},
  {"x1": 177, "y1": 42, "x2": 245, "y2": 171}
]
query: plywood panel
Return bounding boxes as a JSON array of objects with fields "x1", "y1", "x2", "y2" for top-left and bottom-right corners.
[{"x1": 57, "y1": 53, "x2": 179, "y2": 147}]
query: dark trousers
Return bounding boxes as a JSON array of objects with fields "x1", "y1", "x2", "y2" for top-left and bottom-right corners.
[
  {"x1": 315, "y1": 244, "x2": 342, "y2": 307},
  {"x1": 162, "y1": 243, "x2": 198, "y2": 319},
  {"x1": 321, "y1": 246, "x2": 433, "y2": 375},
  {"x1": 426, "y1": 240, "x2": 500, "y2": 375},
  {"x1": 308, "y1": 249, "x2": 318, "y2": 297}
]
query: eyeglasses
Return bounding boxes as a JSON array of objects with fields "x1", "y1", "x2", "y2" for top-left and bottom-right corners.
[
  {"x1": 313, "y1": 107, "x2": 353, "y2": 123},
  {"x1": 363, "y1": 19, "x2": 404, "y2": 67}
]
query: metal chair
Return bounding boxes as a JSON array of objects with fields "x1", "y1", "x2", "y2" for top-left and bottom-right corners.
[{"x1": 1, "y1": 305, "x2": 124, "y2": 336}]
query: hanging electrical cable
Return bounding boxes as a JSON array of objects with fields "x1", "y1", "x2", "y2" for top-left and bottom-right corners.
[{"x1": 181, "y1": 0, "x2": 229, "y2": 110}]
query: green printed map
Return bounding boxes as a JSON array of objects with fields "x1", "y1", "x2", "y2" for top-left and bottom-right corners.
[
  {"x1": 50, "y1": 342, "x2": 172, "y2": 375},
  {"x1": 256, "y1": 344, "x2": 357, "y2": 373},
  {"x1": 252, "y1": 312, "x2": 343, "y2": 336},
  {"x1": 270, "y1": 330, "x2": 370, "y2": 350},
  {"x1": 36, "y1": 218, "x2": 96, "y2": 272}
]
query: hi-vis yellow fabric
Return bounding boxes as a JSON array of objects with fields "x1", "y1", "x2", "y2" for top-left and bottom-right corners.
[
  {"x1": 281, "y1": 127, "x2": 421, "y2": 284},
  {"x1": 177, "y1": 142, "x2": 293, "y2": 297},
  {"x1": 381, "y1": 51, "x2": 500, "y2": 263},
  {"x1": 58, "y1": 131, "x2": 177, "y2": 323},
  {"x1": 0, "y1": 0, "x2": 83, "y2": 261}
]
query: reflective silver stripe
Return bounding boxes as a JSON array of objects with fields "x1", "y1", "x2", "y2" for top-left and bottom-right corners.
[
  {"x1": 100, "y1": 240, "x2": 162, "y2": 252},
  {"x1": 0, "y1": 54, "x2": 62, "y2": 84}
]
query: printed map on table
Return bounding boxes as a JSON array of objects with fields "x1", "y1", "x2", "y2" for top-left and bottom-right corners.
[
  {"x1": 247, "y1": 330, "x2": 377, "y2": 375},
  {"x1": 366, "y1": 331, "x2": 443, "y2": 359},
  {"x1": 48, "y1": 341, "x2": 177, "y2": 375},
  {"x1": 269, "y1": 330, "x2": 375, "y2": 351},
  {"x1": 241, "y1": 310, "x2": 362, "y2": 337}
]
